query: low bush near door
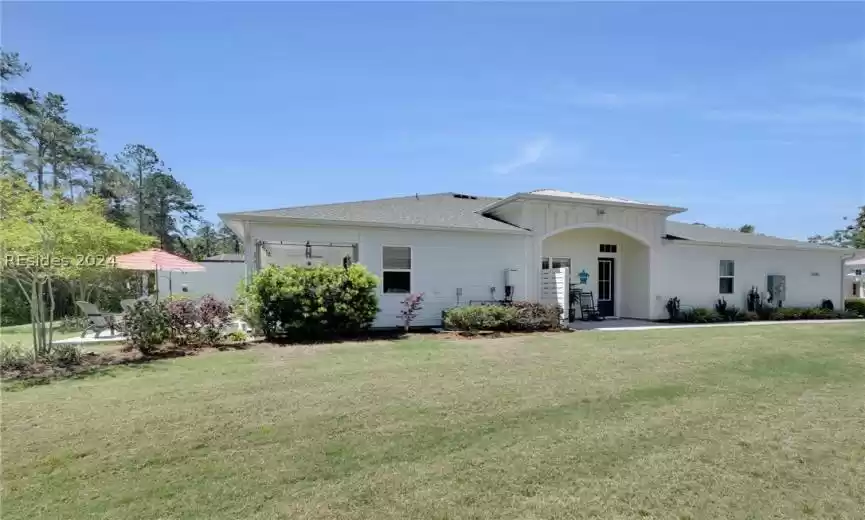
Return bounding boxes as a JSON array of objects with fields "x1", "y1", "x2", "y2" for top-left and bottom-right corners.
[
  {"x1": 509, "y1": 301, "x2": 564, "y2": 331},
  {"x1": 846, "y1": 298, "x2": 865, "y2": 317},
  {"x1": 443, "y1": 305, "x2": 519, "y2": 332},
  {"x1": 442, "y1": 302, "x2": 562, "y2": 332}
]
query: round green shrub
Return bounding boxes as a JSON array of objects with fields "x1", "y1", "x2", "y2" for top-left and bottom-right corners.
[
  {"x1": 845, "y1": 298, "x2": 865, "y2": 317},
  {"x1": 246, "y1": 265, "x2": 379, "y2": 341}
]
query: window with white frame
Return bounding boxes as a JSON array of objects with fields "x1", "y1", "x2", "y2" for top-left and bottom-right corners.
[
  {"x1": 540, "y1": 257, "x2": 570, "y2": 270},
  {"x1": 382, "y1": 246, "x2": 411, "y2": 293},
  {"x1": 599, "y1": 244, "x2": 617, "y2": 253},
  {"x1": 551, "y1": 257, "x2": 571, "y2": 269},
  {"x1": 719, "y1": 260, "x2": 734, "y2": 294}
]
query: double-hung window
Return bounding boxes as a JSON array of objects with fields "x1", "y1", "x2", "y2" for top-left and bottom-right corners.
[
  {"x1": 382, "y1": 246, "x2": 411, "y2": 293},
  {"x1": 719, "y1": 260, "x2": 735, "y2": 294}
]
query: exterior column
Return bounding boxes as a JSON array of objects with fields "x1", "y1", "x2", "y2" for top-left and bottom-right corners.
[
  {"x1": 526, "y1": 234, "x2": 544, "y2": 301},
  {"x1": 647, "y1": 246, "x2": 660, "y2": 320},
  {"x1": 243, "y1": 221, "x2": 255, "y2": 284}
]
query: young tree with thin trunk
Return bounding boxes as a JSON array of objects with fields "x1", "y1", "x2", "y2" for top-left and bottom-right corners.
[{"x1": 0, "y1": 177, "x2": 152, "y2": 356}]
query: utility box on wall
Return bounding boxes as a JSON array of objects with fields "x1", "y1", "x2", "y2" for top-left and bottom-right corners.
[{"x1": 767, "y1": 275, "x2": 786, "y2": 305}]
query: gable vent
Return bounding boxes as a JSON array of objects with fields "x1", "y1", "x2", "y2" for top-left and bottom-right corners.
[{"x1": 452, "y1": 193, "x2": 478, "y2": 200}]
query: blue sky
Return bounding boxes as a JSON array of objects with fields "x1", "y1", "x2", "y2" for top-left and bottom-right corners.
[{"x1": 4, "y1": 2, "x2": 864, "y2": 240}]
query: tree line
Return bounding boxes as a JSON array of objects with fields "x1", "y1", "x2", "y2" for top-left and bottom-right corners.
[{"x1": 1, "y1": 49, "x2": 240, "y2": 261}]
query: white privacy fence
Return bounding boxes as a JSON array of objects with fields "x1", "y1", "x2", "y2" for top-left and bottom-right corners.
[{"x1": 540, "y1": 267, "x2": 569, "y2": 324}]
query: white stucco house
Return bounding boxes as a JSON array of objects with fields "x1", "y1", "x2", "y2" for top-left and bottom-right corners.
[{"x1": 219, "y1": 190, "x2": 858, "y2": 327}]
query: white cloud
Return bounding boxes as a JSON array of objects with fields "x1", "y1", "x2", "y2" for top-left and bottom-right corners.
[
  {"x1": 799, "y1": 86, "x2": 865, "y2": 103},
  {"x1": 703, "y1": 106, "x2": 865, "y2": 125},
  {"x1": 565, "y1": 90, "x2": 678, "y2": 109},
  {"x1": 492, "y1": 138, "x2": 551, "y2": 176}
]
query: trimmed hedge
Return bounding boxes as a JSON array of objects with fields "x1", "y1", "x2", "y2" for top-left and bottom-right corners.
[
  {"x1": 671, "y1": 305, "x2": 860, "y2": 324},
  {"x1": 245, "y1": 264, "x2": 379, "y2": 341},
  {"x1": 443, "y1": 302, "x2": 562, "y2": 332},
  {"x1": 846, "y1": 298, "x2": 865, "y2": 317}
]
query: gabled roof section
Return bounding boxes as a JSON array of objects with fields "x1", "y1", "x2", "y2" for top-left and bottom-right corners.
[
  {"x1": 220, "y1": 193, "x2": 527, "y2": 233},
  {"x1": 480, "y1": 189, "x2": 687, "y2": 215},
  {"x1": 665, "y1": 221, "x2": 850, "y2": 251}
]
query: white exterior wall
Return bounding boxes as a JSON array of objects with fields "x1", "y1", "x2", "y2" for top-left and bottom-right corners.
[
  {"x1": 654, "y1": 242, "x2": 845, "y2": 317},
  {"x1": 247, "y1": 222, "x2": 529, "y2": 327},
  {"x1": 542, "y1": 228, "x2": 650, "y2": 318},
  {"x1": 622, "y1": 242, "x2": 651, "y2": 318},
  {"x1": 261, "y1": 244, "x2": 353, "y2": 268},
  {"x1": 493, "y1": 199, "x2": 668, "y2": 247},
  {"x1": 157, "y1": 262, "x2": 246, "y2": 302}
]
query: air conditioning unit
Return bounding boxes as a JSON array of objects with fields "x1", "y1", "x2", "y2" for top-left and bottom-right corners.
[{"x1": 767, "y1": 275, "x2": 786, "y2": 306}]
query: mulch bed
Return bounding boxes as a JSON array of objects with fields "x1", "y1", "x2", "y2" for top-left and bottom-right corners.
[
  {"x1": 1, "y1": 341, "x2": 254, "y2": 384},
  {"x1": 1, "y1": 329, "x2": 571, "y2": 385}
]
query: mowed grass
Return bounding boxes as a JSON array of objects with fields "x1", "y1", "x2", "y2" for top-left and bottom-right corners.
[
  {"x1": 1, "y1": 322, "x2": 77, "y2": 348},
  {"x1": 3, "y1": 324, "x2": 865, "y2": 519}
]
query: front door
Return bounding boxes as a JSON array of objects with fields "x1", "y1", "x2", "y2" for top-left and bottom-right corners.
[{"x1": 597, "y1": 257, "x2": 615, "y2": 317}]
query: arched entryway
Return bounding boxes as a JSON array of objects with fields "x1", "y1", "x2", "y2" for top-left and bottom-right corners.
[{"x1": 541, "y1": 225, "x2": 651, "y2": 319}]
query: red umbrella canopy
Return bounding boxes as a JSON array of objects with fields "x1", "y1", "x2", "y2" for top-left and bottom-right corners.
[{"x1": 114, "y1": 248, "x2": 205, "y2": 272}]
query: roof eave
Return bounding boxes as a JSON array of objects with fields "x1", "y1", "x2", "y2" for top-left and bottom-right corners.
[
  {"x1": 218, "y1": 213, "x2": 530, "y2": 235},
  {"x1": 479, "y1": 192, "x2": 687, "y2": 215},
  {"x1": 477, "y1": 193, "x2": 525, "y2": 214},
  {"x1": 663, "y1": 237, "x2": 855, "y2": 253}
]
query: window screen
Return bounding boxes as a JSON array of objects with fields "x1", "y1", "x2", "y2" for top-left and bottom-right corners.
[
  {"x1": 719, "y1": 260, "x2": 734, "y2": 294},
  {"x1": 383, "y1": 246, "x2": 411, "y2": 293},
  {"x1": 383, "y1": 246, "x2": 411, "y2": 270}
]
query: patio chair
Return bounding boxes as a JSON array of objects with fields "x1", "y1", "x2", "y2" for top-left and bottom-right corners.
[
  {"x1": 577, "y1": 291, "x2": 605, "y2": 321},
  {"x1": 75, "y1": 301, "x2": 122, "y2": 338}
]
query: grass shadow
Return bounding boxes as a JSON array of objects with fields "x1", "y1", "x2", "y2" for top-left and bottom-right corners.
[{"x1": 264, "y1": 328, "x2": 416, "y2": 346}]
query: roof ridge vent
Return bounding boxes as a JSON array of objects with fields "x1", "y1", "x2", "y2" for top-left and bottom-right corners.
[{"x1": 452, "y1": 193, "x2": 478, "y2": 200}]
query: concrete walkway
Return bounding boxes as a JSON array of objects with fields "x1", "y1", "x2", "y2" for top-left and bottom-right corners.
[
  {"x1": 53, "y1": 332, "x2": 127, "y2": 346},
  {"x1": 569, "y1": 318, "x2": 865, "y2": 332}
]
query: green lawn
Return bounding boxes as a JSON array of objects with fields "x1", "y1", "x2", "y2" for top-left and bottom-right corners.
[
  {"x1": 0, "y1": 321, "x2": 78, "y2": 348},
  {"x1": 3, "y1": 324, "x2": 865, "y2": 519}
]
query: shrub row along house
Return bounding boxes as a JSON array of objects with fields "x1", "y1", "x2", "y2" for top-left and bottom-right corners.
[{"x1": 218, "y1": 189, "x2": 859, "y2": 327}]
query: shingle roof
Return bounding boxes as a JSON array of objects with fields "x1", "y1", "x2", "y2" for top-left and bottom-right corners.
[
  {"x1": 229, "y1": 193, "x2": 524, "y2": 232},
  {"x1": 223, "y1": 191, "x2": 849, "y2": 250},
  {"x1": 665, "y1": 221, "x2": 844, "y2": 250}
]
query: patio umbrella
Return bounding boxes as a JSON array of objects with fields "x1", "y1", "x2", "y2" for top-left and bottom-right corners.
[{"x1": 114, "y1": 248, "x2": 205, "y2": 299}]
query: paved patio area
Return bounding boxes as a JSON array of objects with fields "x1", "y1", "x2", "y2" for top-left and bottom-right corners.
[
  {"x1": 53, "y1": 332, "x2": 127, "y2": 346},
  {"x1": 568, "y1": 318, "x2": 657, "y2": 330}
]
